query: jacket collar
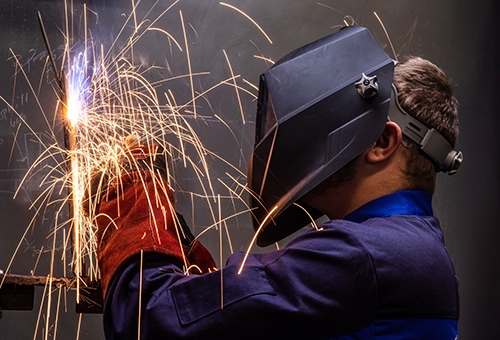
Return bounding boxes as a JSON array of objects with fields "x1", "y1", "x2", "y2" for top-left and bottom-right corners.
[{"x1": 344, "y1": 190, "x2": 433, "y2": 223}]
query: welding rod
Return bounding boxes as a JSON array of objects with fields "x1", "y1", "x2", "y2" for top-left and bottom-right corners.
[
  {"x1": 37, "y1": 11, "x2": 84, "y2": 280},
  {"x1": 36, "y1": 11, "x2": 64, "y2": 93}
]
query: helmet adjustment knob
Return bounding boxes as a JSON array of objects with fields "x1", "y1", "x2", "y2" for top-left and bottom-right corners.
[{"x1": 355, "y1": 73, "x2": 378, "y2": 98}]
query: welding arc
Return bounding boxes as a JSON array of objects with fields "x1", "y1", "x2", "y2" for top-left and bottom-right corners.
[{"x1": 37, "y1": 11, "x2": 64, "y2": 93}]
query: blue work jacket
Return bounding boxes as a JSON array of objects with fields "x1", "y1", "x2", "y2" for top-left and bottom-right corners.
[{"x1": 103, "y1": 190, "x2": 459, "y2": 339}]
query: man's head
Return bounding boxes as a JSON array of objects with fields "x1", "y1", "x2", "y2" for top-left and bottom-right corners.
[
  {"x1": 304, "y1": 57, "x2": 460, "y2": 218},
  {"x1": 247, "y1": 26, "x2": 460, "y2": 246},
  {"x1": 247, "y1": 26, "x2": 395, "y2": 245}
]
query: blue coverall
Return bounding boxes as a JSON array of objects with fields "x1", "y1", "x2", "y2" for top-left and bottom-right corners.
[{"x1": 103, "y1": 190, "x2": 459, "y2": 339}]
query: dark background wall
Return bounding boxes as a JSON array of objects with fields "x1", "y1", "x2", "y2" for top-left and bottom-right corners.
[{"x1": 0, "y1": 0, "x2": 498, "y2": 339}]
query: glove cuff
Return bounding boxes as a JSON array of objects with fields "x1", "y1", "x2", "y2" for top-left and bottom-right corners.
[{"x1": 186, "y1": 240, "x2": 218, "y2": 274}]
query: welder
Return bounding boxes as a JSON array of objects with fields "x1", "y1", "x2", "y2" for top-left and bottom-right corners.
[{"x1": 90, "y1": 26, "x2": 462, "y2": 339}]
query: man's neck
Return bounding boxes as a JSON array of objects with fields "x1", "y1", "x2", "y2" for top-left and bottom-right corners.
[{"x1": 304, "y1": 149, "x2": 412, "y2": 220}]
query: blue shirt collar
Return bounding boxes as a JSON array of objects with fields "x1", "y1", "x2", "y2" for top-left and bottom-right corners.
[{"x1": 344, "y1": 190, "x2": 433, "y2": 223}]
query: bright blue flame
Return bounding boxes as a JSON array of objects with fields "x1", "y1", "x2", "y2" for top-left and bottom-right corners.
[{"x1": 67, "y1": 51, "x2": 91, "y2": 125}]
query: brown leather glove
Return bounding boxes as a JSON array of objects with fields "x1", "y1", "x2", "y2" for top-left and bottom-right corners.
[{"x1": 92, "y1": 144, "x2": 216, "y2": 295}]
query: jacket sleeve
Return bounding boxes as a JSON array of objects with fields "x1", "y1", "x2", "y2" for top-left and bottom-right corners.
[{"x1": 103, "y1": 224, "x2": 378, "y2": 340}]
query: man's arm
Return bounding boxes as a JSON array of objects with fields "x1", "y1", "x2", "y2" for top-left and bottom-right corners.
[
  {"x1": 103, "y1": 225, "x2": 377, "y2": 340},
  {"x1": 92, "y1": 143, "x2": 376, "y2": 340}
]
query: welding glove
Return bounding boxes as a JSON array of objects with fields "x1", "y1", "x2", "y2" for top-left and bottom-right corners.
[{"x1": 93, "y1": 144, "x2": 216, "y2": 295}]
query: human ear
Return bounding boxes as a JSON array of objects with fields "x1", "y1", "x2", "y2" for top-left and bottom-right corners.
[{"x1": 366, "y1": 122, "x2": 403, "y2": 163}]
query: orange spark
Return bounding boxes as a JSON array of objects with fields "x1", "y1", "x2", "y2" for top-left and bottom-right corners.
[
  {"x1": 220, "y1": 2, "x2": 273, "y2": 44},
  {"x1": 374, "y1": 11, "x2": 398, "y2": 61},
  {"x1": 238, "y1": 205, "x2": 279, "y2": 274},
  {"x1": 223, "y1": 50, "x2": 245, "y2": 124}
]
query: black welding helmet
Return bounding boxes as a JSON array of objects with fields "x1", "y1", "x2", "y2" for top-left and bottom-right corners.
[{"x1": 247, "y1": 26, "x2": 395, "y2": 246}]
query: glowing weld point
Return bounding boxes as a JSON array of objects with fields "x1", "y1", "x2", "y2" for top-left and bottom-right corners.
[
  {"x1": 66, "y1": 96, "x2": 81, "y2": 126},
  {"x1": 237, "y1": 205, "x2": 279, "y2": 275},
  {"x1": 66, "y1": 52, "x2": 90, "y2": 126}
]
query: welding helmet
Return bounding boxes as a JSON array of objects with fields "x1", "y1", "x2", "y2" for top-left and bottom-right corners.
[{"x1": 247, "y1": 26, "x2": 395, "y2": 246}]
